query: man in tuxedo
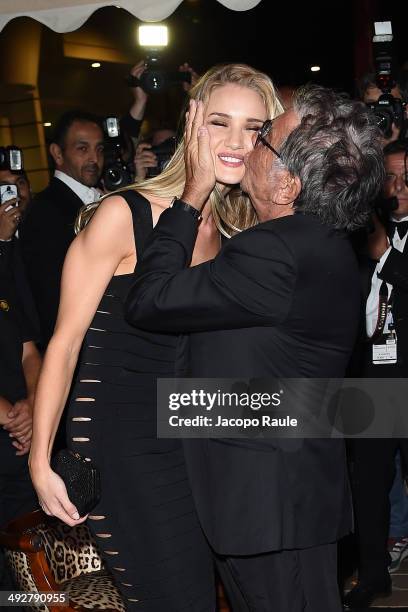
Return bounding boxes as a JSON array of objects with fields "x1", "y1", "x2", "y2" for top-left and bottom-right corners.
[
  {"x1": 125, "y1": 85, "x2": 384, "y2": 611},
  {"x1": 345, "y1": 141, "x2": 408, "y2": 609},
  {"x1": 19, "y1": 111, "x2": 104, "y2": 348}
]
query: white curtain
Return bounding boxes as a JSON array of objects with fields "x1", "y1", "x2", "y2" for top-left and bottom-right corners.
[{"x1": 0, "y1": 0, "x2": 262, "y2": 33}]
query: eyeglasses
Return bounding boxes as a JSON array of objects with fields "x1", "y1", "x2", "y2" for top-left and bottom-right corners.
[
  {"x1": 385, "y1": 172, "x2": 408, "y2": 187},
  {"x1": 255, "y1": 119, "x2": 281, "y2": 159},
  {"x1": 385, "y1": 152, "x2": 408, "y2": 188}
]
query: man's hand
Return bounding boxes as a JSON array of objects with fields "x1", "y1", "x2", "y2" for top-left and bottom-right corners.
[
  {"x1": 128, "y1": 60, "x2": 149, "y2": 120},
  {"x1": 0, "y1": 396, "x2": 13, "y2": 426},
  {"x1": 182, "y1": 100, "x2": 216, "y2": 210},
  {"x1": 3, "y1": 398, "x2": 33, "y2": 449},
  {"x1": 134, "y1": 142, "x2": 158, "y2": 180},
  {"x1": 179, "y1": 63, "x2": 199, "y2": 92},
  {"x1": 12, "y1": 439, "x2": 31, "y2": 456},
  {"x1": 367, "y1": 212, "x2": 389, "y2": 261},
  {"x1": 0, "y1": 200, "x2": 21, "y2": 240},
  {"x1": 381, "y1": 121, "x2": 401, "y2": 148}
]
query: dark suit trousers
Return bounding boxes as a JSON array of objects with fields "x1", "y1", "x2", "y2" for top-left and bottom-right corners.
[
  {"x1": 350, "y1": 437, "x2": 408, "y2": 583},
  {"x1": 216, "y1": 542, "x2": 341, "y2": 612},
  {"x1": 349, "y1": 359, "x2": 408, "y2": 583},
  {"x1": 0, "y1": 431, "x2": 38, "y2": 590}
]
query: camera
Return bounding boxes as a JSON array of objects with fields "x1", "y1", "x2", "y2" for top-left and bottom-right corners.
[
  {"x1": 0, "y1": 184, "x2": 18, "y2": 210},
  {"x1": 368, "y1": 21, "x2": 407, "y2": 139},
  {"x1": 102, "y1": 117, "x2": 135, "y2": 192},
  {"x1": 0, "y1": 146, "x2": 23, "y2": 172},
  {"x1": 146, "y1": 136, "x2": 176, "y2": 178},
  {"x1": 367, "y1": 95, "x2": 406, "y2": 139},
  {"x1": 126, "y1": 55, "x2": 191, "y2": 94}
]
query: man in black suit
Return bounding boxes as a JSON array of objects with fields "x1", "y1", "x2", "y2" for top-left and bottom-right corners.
[
  {"x1": 345, "y1": 141, "x2": 408, "y2": 609},
  {"x1": 125, "y1": 85, "x2": 384, "y2": 611},
  {"x1": 19, "y1": 111, "x2": 104, "y2": 348}
]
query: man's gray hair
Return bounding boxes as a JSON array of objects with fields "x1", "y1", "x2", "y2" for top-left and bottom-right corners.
[{"x1": 278, "y1": 84, "x2": 385, "y2": 231}]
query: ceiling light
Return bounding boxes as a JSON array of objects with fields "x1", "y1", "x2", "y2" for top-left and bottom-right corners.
[
  {"x1": 43, "y1": 122, "x2": 52, "y2": 127},
  {"x1": 310, "y1": 66, "x2": 321, "y2": 72},
  {"x1": 91, "y1": 62, "x2": 101, "y2": 68}
]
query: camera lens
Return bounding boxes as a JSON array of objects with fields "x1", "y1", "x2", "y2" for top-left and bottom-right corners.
[
  {"x1": 103, "y1": 164, "x2": 133, "y2": 191},
  {"x1": 374, "y1": 109, "x2": 394, "y2": 138},
  {"x1": 140, "y1": 70, "x2": 167, "y2": 93},
  {"x1": 107, "y1": 167, "x2": 121, "y2": 185}
]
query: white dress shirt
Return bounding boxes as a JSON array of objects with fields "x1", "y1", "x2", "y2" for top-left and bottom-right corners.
[
  {"x1": 366, "y1": 214, "x2": 408, "y2": 337},
  {"x1": 54, "y1": 170, "x2": 101, "y2": 205}
]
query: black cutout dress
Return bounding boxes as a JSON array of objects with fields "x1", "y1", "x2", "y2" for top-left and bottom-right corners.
[{"x1": 67, "y1": 191, "x2": 215, "y2": 611}]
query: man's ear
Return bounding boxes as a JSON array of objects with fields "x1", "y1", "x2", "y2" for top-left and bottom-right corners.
[
  {"x1": 49, "y1": 143, "x2": 63, "y2": 168},
  {"x1": 276, "y1": 169, "x2": 301, "y2": 206}
]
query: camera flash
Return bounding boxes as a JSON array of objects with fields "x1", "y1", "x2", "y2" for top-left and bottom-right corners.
[
  {"x1": 374, "y1": 21, "x2": 392, "y2": 36},
  {"x1": 138, "y1": 25, "x2": 168, "y2": 48}
]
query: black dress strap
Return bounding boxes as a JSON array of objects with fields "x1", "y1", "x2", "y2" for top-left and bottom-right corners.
[{"x1": 118, "y1": 190, "x2": 153, "y2": 261}]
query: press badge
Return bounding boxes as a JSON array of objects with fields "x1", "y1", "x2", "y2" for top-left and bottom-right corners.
[{"x1": 372, "y1": 306, "x2": 397, "y2": 364}]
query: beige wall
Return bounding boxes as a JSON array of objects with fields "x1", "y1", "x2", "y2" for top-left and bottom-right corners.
[{"x1": 0, "y1": 19, "x2": 49, "y2": 193}]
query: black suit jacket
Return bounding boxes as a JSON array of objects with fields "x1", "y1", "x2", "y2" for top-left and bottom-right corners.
[
  {"x1": 19, "y1": 178, "x2": 83, "y2": 348},
  {"x1": 352, "y1": 238, "x2": 408, "y2": 377},
  {"x1": 125, "y1": 208, "x2": 360, "y2": 555}
]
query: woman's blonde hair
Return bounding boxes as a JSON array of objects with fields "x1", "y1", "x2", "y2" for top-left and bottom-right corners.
[{"x1": 76, "y1": 63, "x2": 283, "y2": 236}]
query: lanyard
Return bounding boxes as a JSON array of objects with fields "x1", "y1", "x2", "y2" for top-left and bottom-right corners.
[{"x1": 368, "y1": 280, "x2": 393, "y2": 342}]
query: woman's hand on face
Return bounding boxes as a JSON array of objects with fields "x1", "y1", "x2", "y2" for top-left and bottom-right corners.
[
  {"x1": 182, "y1": 99, "x2": 216, "y2": 210},
  {"x1": 31, "y1": 465, "x2": 88, "y2": 526}
]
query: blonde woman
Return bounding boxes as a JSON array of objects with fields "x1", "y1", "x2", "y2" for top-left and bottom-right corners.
[{"x1": 29, "y1": 64, "x2": 283, "y2": 611}]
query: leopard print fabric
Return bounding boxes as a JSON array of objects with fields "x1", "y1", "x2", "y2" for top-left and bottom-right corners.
[
  {"x1": 62, "y1": 571, "x2": 125, "y2": 610},
  {"x1": 5, "y1": 522, "x2": 124, "y2": 611},
  {"x1": 38, "y1": 522, "x2": 103, "y2": 583},
  {"x1": 5, "y1": 551, "x2": 48, "y2": 612}
]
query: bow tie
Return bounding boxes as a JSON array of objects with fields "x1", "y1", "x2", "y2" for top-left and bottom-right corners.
[{"x1": 389, "y1": 220, "x2": 408, "y2": 240}]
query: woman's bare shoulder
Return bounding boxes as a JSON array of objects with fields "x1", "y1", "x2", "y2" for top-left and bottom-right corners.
[
  {"x1": 80, "y1": 195, "x2": 133, "y2": 251},
  {"x1": 90, "y1": 190, "x2": 171, "y2": 230},
  {"x1": 92, "y1": 194, "x2": 133, "y2": 222}
]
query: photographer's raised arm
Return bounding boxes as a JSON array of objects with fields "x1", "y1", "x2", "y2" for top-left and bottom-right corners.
[
  {"x1": 29, "y1": 196, "x2": 133, "y2": 526},
  {"x1": 120, "y1": 61, "x2": 148, "y2": 141}
]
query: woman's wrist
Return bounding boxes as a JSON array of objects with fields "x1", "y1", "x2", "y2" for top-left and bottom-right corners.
[{"x1": 29, "y1": 450, "x2": 51, "y2": 472}]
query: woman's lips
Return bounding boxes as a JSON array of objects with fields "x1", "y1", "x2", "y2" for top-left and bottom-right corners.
[{"x1": 217, "y1": 153, "x2": 244, "y2": 168}]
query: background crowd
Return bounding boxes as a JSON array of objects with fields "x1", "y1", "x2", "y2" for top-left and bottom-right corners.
[{"x1": 1, "y1": 36, "x2": 408, "y2": 609}]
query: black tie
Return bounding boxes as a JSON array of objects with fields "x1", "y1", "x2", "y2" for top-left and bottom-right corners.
[{"x1": 389, "y1": 220, "x2": 408, "y2": 240}]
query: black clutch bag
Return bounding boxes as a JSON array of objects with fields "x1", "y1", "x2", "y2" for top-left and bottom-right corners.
[{"x1": 51, "y1": 449, "x2": 101, "y2": 517}]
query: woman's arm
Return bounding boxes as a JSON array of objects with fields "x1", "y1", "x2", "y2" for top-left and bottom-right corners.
[{"x1": 29, "y1": 196, "x2": 134, "y2": 525}]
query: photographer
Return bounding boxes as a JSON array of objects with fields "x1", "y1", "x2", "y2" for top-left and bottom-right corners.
[
  {"x1": 126, "y1": 61, "x2": 198, "y2": 181},
  {"x1": 133, "y1": 126, "x2": 176, "y2": 180},
  {"x1": 345, "y1": 140, "x2": 408, "y2": 608},
  {"x1": 0, "y1": 147, "x2": 32, "y2": 236},
  {"x1": 0, "y1": 148, "x2": 40, "y2": 340},
  {"x1": 358, "y1": 70, "x2": 408, "y2": 146},
  {"x1": 0, "y1": 155, "x2": 41, "y2": 587},
  {"x1": 0, "y1": 239, "x2": 41, "y2": 587},
  {"x1": 121, "y1": 60, "x2": 198, "y2": 144},
  {"x1": 120, "y1": 60, "x2": 150, "y2": 142},
  {"x1": 0, "y1": 173, "x2": 31, "y2": 233}
]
